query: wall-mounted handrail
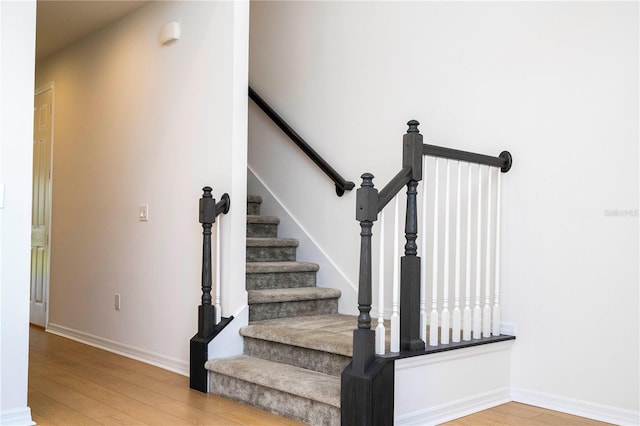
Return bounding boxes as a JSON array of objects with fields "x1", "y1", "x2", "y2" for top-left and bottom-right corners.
[
  {"x1": 248, "y1": 86, "x2": 355, "y2": 197},
  {"x1": 424, "y1": 144, "x2": 513, "y2": 172}
]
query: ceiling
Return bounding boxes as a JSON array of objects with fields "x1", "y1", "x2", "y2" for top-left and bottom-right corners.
[{"x1": 36, "y1": 0, "x2": 150, "y2": 60}]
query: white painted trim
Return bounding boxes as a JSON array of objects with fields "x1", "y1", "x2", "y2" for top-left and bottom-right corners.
[
  {"x1": 395, "y1": 340, "x2": 514, "y2": 370},
  {"x1": 34, "y1": 82, "x2": 53, "y2": 96},
  {"x1": 208, "y1": 304, "x2": 248, "y2": 360},
  {"x1": 247, "y1": 165, "x2": 357, "y2": 294},
  {"x1": 511, "y1": 387, "x2": 640, "y2": 426},
  {"x1": 0, "y1": 407, "x2": 35, "y2": 426},
  {"x1": 395, "y1": 387, "x2": 511, "y2": 425},
  {"x1": 46, "y1": 323, "x2": 188, "y2": 376},
  {"x1": 499, "y1": 322, "x2": 517, "y2": 336}
]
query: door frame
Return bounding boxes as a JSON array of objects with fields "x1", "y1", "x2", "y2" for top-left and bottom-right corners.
[{"x1": 32, "y1": 81, "x2": 54, "y2": 328}]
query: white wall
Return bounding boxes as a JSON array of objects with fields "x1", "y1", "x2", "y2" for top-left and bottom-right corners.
[
  {"x1": 249, "y1": 1, "x2": 638, "y2": 422},
  {"x1": 0, "y1": 1, "x2": 36, "y2": 424},
  {"x1": 395, "y1": 342, "x2": 512, "y2": 425},
  {"x1": 36, "y1": 0, "x2": 248, "y2": 374}
]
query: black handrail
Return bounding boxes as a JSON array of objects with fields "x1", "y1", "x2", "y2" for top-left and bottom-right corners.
[
  {"x1": 423, "y1": 144, "x2": 513, "y2": 172},
  {"x1": 377, "y1": 166, "x2": 412, "y2": 212},
  {"x1": 248, "y1": 86, "x2": 355, "y2": 197}
]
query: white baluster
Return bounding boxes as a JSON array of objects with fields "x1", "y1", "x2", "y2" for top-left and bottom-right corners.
[
  {"x1": 473, "y1": 165, "x2": 482, "y2": 339},
  {"x1": 483, "y1": 167, "x2": 493, "y2": 338},
  {"x1": 492, "y1": 170, "x2": 502, "y2": 336},
  {"x1": 376, "y1": 210, "x2": 386, "y2": 355},
  {"x1": 429, "y1": 159, "x2": 440, "y2": 346},
  {"x1": 391, "y1": 197, "x2": 400, "y2": 353},
  {"x1": 452, "y1": 162, "x2": 462, "y2": 343},
  {"x1": 463, "y1": 162, "x2": 472, "y2": 341},
  {"x1": 420, "y1": 156, "x2": 428, "y2": 343},
  {"x1": 441, "y1": 160, "x2": 451, "y2": 344},
  {"x1": 215, "y1": 220, "x2": 222, "y2": 325}
]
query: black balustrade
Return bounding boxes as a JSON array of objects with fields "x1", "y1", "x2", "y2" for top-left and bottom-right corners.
[{"x1": 343, "y1": 120, "x2": 513, "y2": 424}]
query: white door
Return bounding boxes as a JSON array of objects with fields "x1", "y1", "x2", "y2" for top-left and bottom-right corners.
[{"x1": 30, "y1": 86, "x2": 53, "y2": 327}]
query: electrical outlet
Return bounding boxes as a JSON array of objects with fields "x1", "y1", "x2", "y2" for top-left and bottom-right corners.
[{"x1": 115, "y1": 293, "x2": 121, "y2": 311}]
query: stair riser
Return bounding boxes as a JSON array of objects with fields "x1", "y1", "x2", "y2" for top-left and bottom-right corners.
[
  {"x1": 247, "y1": 247, "x2": 296, "y2": 262},
  {"x1": 246, "y1": 223, "x2": 278, "y2": 238},
  {"x1": 209, "y1": 374, "x2": 339, "y2": 426},
  {"x1": 246, "y1": 271, "x2": 316, "y2": 290},
  {"x1": 247, "y1": 202, "x2": 261, "y2": 216},
  {"x1": 244, "y1": 337, "x2": 350, "y2": 377},
  {"x1": 249, "y1": 299, "x2": 338, "y2": 322}
]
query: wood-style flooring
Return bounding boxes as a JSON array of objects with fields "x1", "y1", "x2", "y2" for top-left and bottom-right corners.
[{"x1": 28, "y1": 326, "x2": 609, "y2": 425}]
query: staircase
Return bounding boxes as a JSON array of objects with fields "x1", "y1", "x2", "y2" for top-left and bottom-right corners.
[{"x1": 205, "y1": 195, "x2": 352, "y2": 426}]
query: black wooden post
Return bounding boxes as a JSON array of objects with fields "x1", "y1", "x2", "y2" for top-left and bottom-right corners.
[
  {"x1": 342, "y1": 173, "x2": 394, "y2": 426},
  {"x1": 400, "y1": 121, "x2": 426, "y2": 351},
  {"x1": 353, "y1": 173, "x2": 378, "y2": 373},
  {"x1": 190, "y1": 187, "x2": 233, "y2": 393},
  {"x1": 198, "y1": 186, "x2": 216, "y2": 338}
]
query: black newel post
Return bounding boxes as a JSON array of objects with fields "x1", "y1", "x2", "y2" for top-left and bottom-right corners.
[
  {"x1": 191, "y1": 187, "x2": 232, "y2": 392},
  {"x1": 400, "y1": 120, "x2": 426, "y2": 351},
  {"x1": 353, "y1": 173, "x2": 378, "y2": 374},
  {"x1": 342, "y1": 173, "x2": 394, "y2": 426},
  {"x1": 198, "y1": 186, "x2": 216, "y2": 338}
]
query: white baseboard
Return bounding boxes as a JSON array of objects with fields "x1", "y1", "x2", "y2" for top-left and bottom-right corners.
[
  {"x1": 0, "y1": 407, "x2": 35, "y2": 426},
  {"x1": 396, "y1": 387, "x2": 511, "y2": 425},
  {"x1": 511, "y1": 387, "x2": 640, "y2": 426},
  {"x1": 46, "y1": 323, "x2": 188, "y2": 376}
]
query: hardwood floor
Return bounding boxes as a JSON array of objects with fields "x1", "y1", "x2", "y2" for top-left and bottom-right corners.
[
  {"x1": 441, "y1": 402, "x2": 611, "y2": 426},
  {"x1": 28, "y1": 326, "x2": 609, "y2": 425}
]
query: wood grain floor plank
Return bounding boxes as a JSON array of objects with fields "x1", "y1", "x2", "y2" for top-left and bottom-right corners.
[
  {"x1": 30, "y1": 367, "x2": 187, "y2": 424},
  {"x1": 155, "y1": 401, "x2": 246, "y2": 426},
  {"x1": 440, "y1": 403, "x2": 611, "y2": 426},
  {"x1": 218, "y1": 408, "x2": 308, "y2": 426},
  {"x1": 118, "y1": 372, "x2": 242, "y2": 414},
  {"x1": 30, "y1": 412, "x2": 57, "y2": 426},
  {"x1": 28, "y1": 390, "x2": 102, "y2": 425},
  {"x1": 93, "y1": 412, "x2": 148, "y2": 426},
  {"x1": 29, "y1": 371, "x2": 119, "y2": 418}
]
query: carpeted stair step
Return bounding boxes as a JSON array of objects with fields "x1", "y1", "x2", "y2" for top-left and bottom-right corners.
[
  {"x1": 247, "y1": 215, "x2": 280, "y2": 238},
  {"x1": 248, "y1": 287, "x2": 340, "y2": 321},
  {"x1": 247, "y1": 237, "x2": 299, "y2": 262},
  {"x1": 247, "y1": 195, "x2": 262, "y2": 216},
  {"x1": 241, "y1": 314, "x2": 353, "y2": 376},
  {"x1": 246, "y1": 261, "x2": 319, "y2": 290},
  {"x1": 206, "y1": 355, "x2": 340, "y2": 426}
]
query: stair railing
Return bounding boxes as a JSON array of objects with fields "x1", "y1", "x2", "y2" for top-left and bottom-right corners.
[
  {"x1": 190, "y1": 186, "x2": 232, "y2": 393},
  {"x1": 248, "y1": 86, "x2": 355, "y2": 196},
  {"x1": 342, "y1": 121, "x2": 513, "y2": 425}
]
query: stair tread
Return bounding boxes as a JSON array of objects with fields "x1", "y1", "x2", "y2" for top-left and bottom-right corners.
[
  {"x1": 248, "y1": 287, "x2": 341, "y2": 304},
  {"x1": 205, "y1": 355, "x2": 340, "y2": 408},
  {"x1": 246, "y1": 261, "x2": 319, "y2": 273},
  {"x1": 241, "y1": 314, "x2": 355, "y2": 357},
  {"x1": 246, "y1": 237, "x2": 299, "y2": 247},
  {"x1": 247, "y1": 215, "x2": 280, "y2": 224},
  {"x1": 247, "y1": 195, "x2": 263, "y2": 203}
]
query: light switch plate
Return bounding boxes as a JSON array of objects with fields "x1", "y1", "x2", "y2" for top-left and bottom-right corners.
[{"x1": 138, "y1": 204, "x2": 149, "y2": 221}]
